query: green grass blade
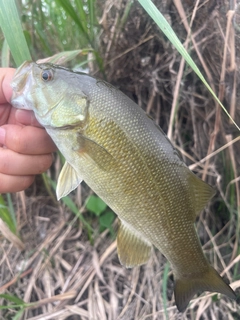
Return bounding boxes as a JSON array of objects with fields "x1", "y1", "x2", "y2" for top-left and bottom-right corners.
[
  {"x1": 0, "y1": 294, "x2": 25, "y2": 305},
  {"x1": 0, "y1": 0, "x2": 31, "y2": 66},
  {"x1": 35, "y1": 26, "x2": 53, "y2": 56},
  {"x1": 162, "y1": 262, "x2": 170, "y2": 320},
  {"x1": 118, "y1": 0, "x2": 134, "y2": 30},
  {"x1": 138, "y1": 0, "x2": 240, "y2": 131},
  {"x1": 87, "y1": 0, "x2": 96, "y2": 42},
  {"x1": 1, "y1": 39, "x2": 10, "y2": 67},
  {"x1": 55, "y1": 0, "x2": 91, "y2": 45},
  {"x1": 75, "y1": 0, "x2": 89, "y2": 33},
  {"x1": 0, "y1": 195, "x2": 16, "y2": 234},
  {"x1": 6, "y1": 193, "x2": 17, "y2": 230},
  {"x1": 12, "y1": 309, "x2": 25, "y2": 320}
]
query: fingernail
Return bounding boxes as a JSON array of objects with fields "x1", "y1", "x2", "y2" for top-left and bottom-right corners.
[{"x1": 0, "y1": 127, "x2": 6, "y2": 144}]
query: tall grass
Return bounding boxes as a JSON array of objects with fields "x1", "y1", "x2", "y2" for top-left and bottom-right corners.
[
  {"x1": 0, "y1": 0, "x2": 102, "y2": 69},
  {"x1": 138, "y1": 0, "x2": 240, "y2": 132}
]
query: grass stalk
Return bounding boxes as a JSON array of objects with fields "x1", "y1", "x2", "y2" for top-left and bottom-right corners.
[{"x1": 162, "y1": 262, "x2": 170, "y2": 320}]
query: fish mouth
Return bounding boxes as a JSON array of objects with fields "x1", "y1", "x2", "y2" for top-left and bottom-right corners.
[{"x1": 11, "y1": 61, "x2": 34, "y2": 110}]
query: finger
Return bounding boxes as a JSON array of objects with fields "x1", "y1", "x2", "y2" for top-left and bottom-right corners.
[
  {"x1": 0, "y1": 68, "x2": 15, "y2": 104},
  {"x1": 0, "y1": 173, "x2": 35, "y2": 193},
  {"x1": 2, "y1": 125, "x2": 57, "y2": 154},
  {"x1": 1, "y1": 105, "x2": 42, "y2": 127},
  {"x1": 15, "y1": 109, "x2": 42, "y2": 127},
  {"x1": 0, "y1": 103, "x2": 11, "y2": 125},
  {"x1": 7, "y1": 108, "x2": 43, "y2": 127},
  {"x1": 0, "y1": 148, "x2": 53, "y2": 175}
]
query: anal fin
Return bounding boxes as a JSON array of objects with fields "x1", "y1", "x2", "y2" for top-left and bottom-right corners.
[{"x1": 117, "y1": 220, "x2": 152, "y2": 268}]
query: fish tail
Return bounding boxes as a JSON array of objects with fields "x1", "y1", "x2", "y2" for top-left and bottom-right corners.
[{"x1": 174, "y1": 266, "x2": 236, "y2": 312}]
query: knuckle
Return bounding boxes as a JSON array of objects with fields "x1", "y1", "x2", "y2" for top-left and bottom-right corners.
[
  {"x1": 0, "y1": 174, "x2": 35, "y2": 193},
  {"x1": 37, "y1": 154, "x2": 53, "y2": 173},
  {"x1": 21, "y1": 175, "x2": 35, "y2": 190},
  {"x1": 0, "y1": 149, "x2": 10, "y2": 173},
  {"x1": 9, "y1": 127, "x2": 27, "y2": 153}
]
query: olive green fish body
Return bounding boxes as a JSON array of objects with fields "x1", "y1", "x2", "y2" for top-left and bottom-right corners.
[{"x1": 11, "y1": 62, "x2": 236, "y2": 311}]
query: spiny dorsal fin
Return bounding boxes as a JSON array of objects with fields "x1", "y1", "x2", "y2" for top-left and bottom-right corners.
[{"x1": 117, "y1": 219, "x2": 152, "y2": 268}]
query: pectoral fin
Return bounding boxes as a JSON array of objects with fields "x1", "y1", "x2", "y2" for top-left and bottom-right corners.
[
  {"x1": 77, "y1": 134, "x2": 115, "y2": 171},
  {"x1": 56, "y1": 162, "x2": 82, "y2": 200},
  {"x1": 117, "y1": 220, "x2": 152, "y2": 268}
]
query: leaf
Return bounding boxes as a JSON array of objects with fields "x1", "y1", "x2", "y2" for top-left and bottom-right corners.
[
  {"x1": 99, "y1": 211, "x2": 115, "y2": 228},
  {"x1": 1, "y1": 38, "x2": 10, "y2": 67},
  {"x1": 0, "y1": 0, "x2": 31, "y2": 66},
  {"x1": 12, "y1": 309, "x2": 25, "y2": 320},
  {"x1": 55, "y1": 0, "x2": 91, "y2": 44},
  {"x1": 0, "y1": 293, "x2": 25, "y2": 305},
  {"x1": 0, "y1": 195, "x2": 16, "y2": 234},
  {"x1": 99, "y1": 211, "x2": 115, "y2": 236},
  {"x1": 138, "y1": 0, "x2": 240, "y2": 131},
  {"x1": 86, "y1": 195, "x2": 107, "y2": 216}
]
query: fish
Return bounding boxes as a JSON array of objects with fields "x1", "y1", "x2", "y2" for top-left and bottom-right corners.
[{"x1": 11, "y1": 61, "x2": 236, "y2": 312}]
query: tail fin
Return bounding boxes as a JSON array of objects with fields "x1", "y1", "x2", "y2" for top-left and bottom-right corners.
[{"x1": 174, "y1": 266, "x2": 236, "y2": 312}]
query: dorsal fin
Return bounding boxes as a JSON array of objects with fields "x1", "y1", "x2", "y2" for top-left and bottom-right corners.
[{"x1": 186, "y1": 169, "x2": 215, "y2": 215}]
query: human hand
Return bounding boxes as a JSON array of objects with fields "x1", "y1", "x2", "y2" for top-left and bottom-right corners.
[{"x1": 0, "y1": 68, "x2": 57, "y2": 193}]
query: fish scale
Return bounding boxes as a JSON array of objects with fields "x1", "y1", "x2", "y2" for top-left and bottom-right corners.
[{"x1": 11, "y1": 61, "x2": 236, "y2": 312}]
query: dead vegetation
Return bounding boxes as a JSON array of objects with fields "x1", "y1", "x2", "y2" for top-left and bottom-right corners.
[{"x1": 1, "y1": 0, "x2": 240, "y2": 319}]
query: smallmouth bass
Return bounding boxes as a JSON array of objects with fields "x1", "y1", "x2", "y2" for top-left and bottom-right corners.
[{"x1": 11, "y1": 61, "x2": 236, "y2": 311}]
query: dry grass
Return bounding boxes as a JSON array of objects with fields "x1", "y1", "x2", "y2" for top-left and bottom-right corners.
[{"x1": 1, "y1": 0, "x2": 240, "y2": 319}]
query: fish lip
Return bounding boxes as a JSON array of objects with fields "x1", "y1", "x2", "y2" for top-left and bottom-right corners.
[{"x1": 11, "y1": 61, "x2": 34, "y2": 110}]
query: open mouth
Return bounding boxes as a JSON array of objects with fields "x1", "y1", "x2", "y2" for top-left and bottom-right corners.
[{"x1": 11, "y1": 61, "x2": 34, "y2": 110}]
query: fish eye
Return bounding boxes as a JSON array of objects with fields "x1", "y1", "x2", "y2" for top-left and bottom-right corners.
[{"x1": 41, "y1": 69, "x2": 54, "y2": 82}]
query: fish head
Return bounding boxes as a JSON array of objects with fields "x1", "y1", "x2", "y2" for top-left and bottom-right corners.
[{"x1": 11, "y1": 61, "x2": 89, "y2": 129}]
